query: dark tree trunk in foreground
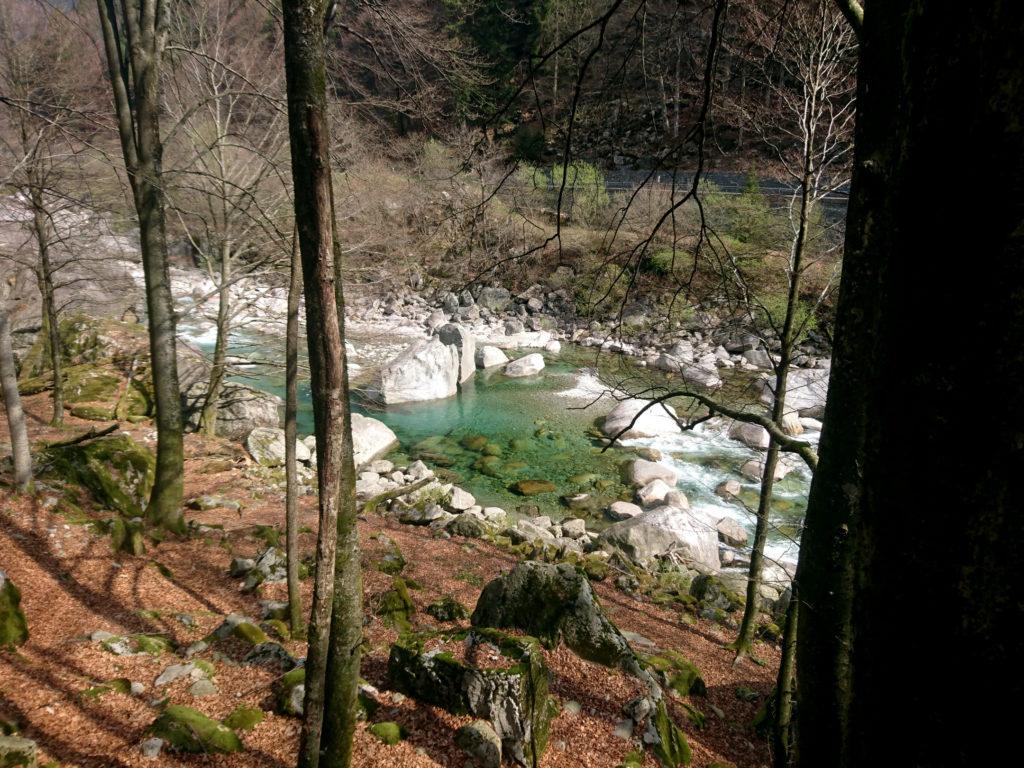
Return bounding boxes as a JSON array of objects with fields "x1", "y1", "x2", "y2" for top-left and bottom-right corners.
[
  {"x1": 796, "y1": 2, "x2": 1024, "y2": 765},
  {"x1": 282, "y1": 2, "x2": 362, "y2": 767},
  {"x1": 0, "y1": 312, "x2": 32, "y2": 491},
  {"x1": 95, "y1": 0, "x2": 184, "y2": 531},
  {"x1": 285, "y1": 232, "x2": 303, "y2": 636}
]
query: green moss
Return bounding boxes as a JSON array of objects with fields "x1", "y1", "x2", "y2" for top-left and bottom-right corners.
[
  {"x1": 276, "y1": 667, "x2": 306, "y2": 716},
  {"x1": 193, "y1": 660, "x2": 216, "y2": 677},
  {"x1": 650, "y1": 698, "x2": 692, "y2": 767},
  {"x1": 252, "y1": 525, "x2": 280, "y2": 548},
  {"x1": 0, "y1": 574, "x2": 29, "y2": 649},
  {"x1": 231, "y1": 622, "x2": 269, "y2": 645},
  {"x1": 69, "y1": 405, "x2": 114, "y2": 421},
  {"x1": 425, "y1": 597, "x2": 468, "y2": 623},
  {"x1": 377, "y1": 578, "x2": 415, "y2": 631},
  {"x1": 582, "y1": 555, "x2": 610, "y2": 582},
  {"x1": 43, "y1": 434, "x2": 155, "y2": 519},
  {"x1": 81, "y1": 678, "x2": 131, "y2": 699},
  {"x1": 109, "y1": 517, "x2": 146, "y2": 556},
  {"x1": 618, "y1": 749, "x2": 645, "y2": 768},
  {"x1": 149, "y1": 705, "x2": 243, "y2": 753},
  {"x1": 264, "y1": 619, "x2": 291, "y2": 641},
  {"x1": 642, "y1": 652, "x2": 707, "y2": 697},
  {"x1": 134, "y1": 634, "x2": 174, "y2": 655},
  {"x1": 222, "y1": 706, "x2": 264, "y2": 731},
  {"x1": 0, "y1": 735, "x2": 37, "y2": 767},
  {"x1": 368, "y1": 721, "x2": 403, "y2": 745}
]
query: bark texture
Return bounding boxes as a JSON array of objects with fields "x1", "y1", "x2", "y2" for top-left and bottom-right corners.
[
  {"x1": 796, "y1": 3, "x2": 1024, "y2": 764},
  {"x1": 0, "y1": 312, "x2": 32, "y2": 490}
]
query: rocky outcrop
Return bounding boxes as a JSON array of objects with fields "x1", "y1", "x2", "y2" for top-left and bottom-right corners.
[
  {"x1": 601, "y1": 399, "x2": 683, "y2": 440},
  {"x1": 43, "y1": 433, "x2": 154, "y2": 518},
  {"x1": 376, "y1": 337, "x2": 460, "y2": 404},
  {"x1": 599, "y1": 506, "x2": 720, "y2": 572},
  {"x1": 183, "y1": 382, "x2": 281, "y2": 440}
]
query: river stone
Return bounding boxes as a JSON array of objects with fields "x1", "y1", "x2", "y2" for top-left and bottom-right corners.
[
  {"x1": 0, "y1": 736, "x2": 37, "y2": 767},
  {"x1": 636, "y1": 479, "x2": 672, "y2": 507},
  {"x1": 602, "y1": 399, "x2": 683, "y2": 440},
  {"x1": 728, "y1": 422, "x2": 770, "y2": 450},
  {"x1": 544, "y1": 340, "x2": 561, "y2": 354},
  {"x1": 627, "y1": 459, "x2": 678, "y2": 487},
  {"x1": 653, "y1": 355, "x2": 723, "y2": 388},
  {"x1": 476, "y1": 286, "x2": 512, "y2": 311},
  {"x1": 437, "y1": 323, "x2": 477, "y2": 384},
  {"x1": 740, "y1": 458, "x2": 793, "y2": 482},
  {"x1": 715, "y1": 479, "x2": 742, "y2": 499},
  {"x1": 504, "y1": 353, "x2": 545, "y2": 378},
  {"x1": 607, "y1": 501, "x2": 643, "y2": 521},
  {"x1": 511, "y1": 479, "x2": 557, "y2": 496},
  {"x1": 742, "y1": 348, "x2": 773, "y2": 368},
  {"x1": 507, "y1": 520, "x2": 556, "y2": 544},
  {"x1": 780, "y1": 413, "x2": 804, "y2": 436},
  {"x1": 663, "y1": 490, "x2": 690, "y2": 510},
  {"x1": 377, "y1": 337, "x2": 460, "y2": 404},
  {"x1": 455, "y1": 720, "x2": 502, "y2": 768},
  {"x1": 182, "y1": 381, "x2": 281, "y2": 440},
  {"x1": 476, "y1": 345, "x2": 510, "y2": 369},
  {"x1": 0, "y1": 572, "x2": 28, "y2": 649},
  {"x1": 599, "y1": 506, "x2": 720, "y2": 573},
  {"x1": 716, "y1": 517, "x2": 748, "y2": 547},
  {"x1": 245, "y1": 427, "x2": 310, "y2": 467},
  {"x1": 351, "y1": 413, "x2": 399, "y2": 469},
  {"x1": 471, "y1": 562, "x2": 643, "y2": 673},
  {"x1": 560, "y1": 518, "x2": 587, "y2": 539},
  {"x1": 756, "y1": 368, "x2": 829, "y2": 417},
  {"x1": 448, "y1": 486, "x2": 476, "y2": 511},
  {"x1": 446, "y1": 512, "x2": 491, "y2": 539}
]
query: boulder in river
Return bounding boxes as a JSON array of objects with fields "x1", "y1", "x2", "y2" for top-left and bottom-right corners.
[
  {"x1": 437, "y1": 323, "x2": 476, "y2": 384},
  {"x1": 377, "y1": 337, "x2": 460, "y2": 404},
  {"x1": 599, "y1": 505, "x2": 720, "y2": 572},
  {"x1": 728, "y1": 421, "x2": 770, "y2": 450},
  {"x1": 755, "y1": 367, "x2": 829, "y2": 417},
  {"x1": 475, "y1": 345, "x2": 510, "y2": 369},
  {"x1": 627, "y1": 459, "x2": 678, "y2": 487},
  {"x1": 351, "y1": 413, "x2": 399, "y2": 469},
  {"x1": 503, "y1": 353, "x2": 545, "y2": 378},
  {"x1": 601, "y1": 399, "x2": 683, "y2": 440}
]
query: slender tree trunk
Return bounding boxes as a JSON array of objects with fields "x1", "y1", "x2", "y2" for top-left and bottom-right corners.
[
  {"x1": 95, "y1": 0, "x2": 184, "y2": 532},
  {"x1": 202, "y1": 243, "x2": 231, "y2": 436},
  {"x1": 0, "y1": 312, "x2": 32, "y2": 491},
  {"x1": 282, "y1": 2, "x2": 361, "y2": 766},
  {"x1": 30, "y1": 197, "x2": 63, "y2": 426},
  {"x1": 285, "y1": 231, "x2": 303, "y2": 636},
  {"x1": 796, "y1": 2, "x2": 1024, "y2": 764},
  {"x1": 772, "y1": 584, "x2": 798, "y2": 768}
]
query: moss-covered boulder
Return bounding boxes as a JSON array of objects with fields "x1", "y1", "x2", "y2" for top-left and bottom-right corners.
[
  {"x1": 377, "y1": 577, "x2": 415, "y2": 630},
  {"x1": 276, "y1": 667, "x2": 305, "y2": 716},
  {"x1": 0, "y1": 735, "x2": 37, "y2": 767},
  {"x1": 388, "y1": 630, "x2": 557, "y2": 768},
  {"x1": 43, "y1": 434, "x2": 154, "y2": 518},
  {"x1": 222, "y1": 706, "x2": 264, "y2": 731},
  {"x1": 471, "y1": 562, "x2": 642, "y2": 673},
  {"x1": 642, "y1": 652, "x2": 707, "y2": 697},
  {"x1": 149, "y1": 705, "x2": 243, "y2": 753},
  {"x1": 0, "y1": 572, "x2": 29, "y2": 649},
  {"x1": 368, "y1": 721, "x2": 404, "y2": 745},
  {"x1": 646, "y1": 698, "x2": 692, "y2": 767},
  {"x1": 426, "y1": 596, "x2": 468, "y2": 623},
  {"x1": 454, "y1": 720, "x2": 502, "y2": 768}
]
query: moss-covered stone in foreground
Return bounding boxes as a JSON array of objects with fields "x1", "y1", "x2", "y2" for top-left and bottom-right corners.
[
  {"x1": 0, "y1": 735, "x2": 37, "y2": 767},
  {"x1": 376, "y1": 577, "x2": 415, "y2": 630},
  {"x1": 222, "y1": 706, "x2": 264, "y2": 731},
  {"x1": 43, "y1": 434, "x2": 155, "y2": 519},
  {"x1": 0, "y1": 572, "x2": 29, "y2": 649},
  {"x1": 368, "y1": 721, "x2": 403, "y2": 745},
  {"x1": 149, "y1": 705, "x2": 243, "y2": 753},
  {"x1": 647, "y1": 699, "x2": 692, "y2": 767}
]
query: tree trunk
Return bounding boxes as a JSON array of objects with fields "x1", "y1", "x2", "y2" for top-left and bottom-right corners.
[
  {"x1": 30, "y1": 196, "x2": 63, "y2": 427},
  {"x1": 285, "y1": 231, "x2": 303, "y2": 636},
  {"x1": 282, "y1": 2, "x2": 362, "y2": 766},
  {"x1": 95, "y1": 0, "x2": 184, "y2": 532},
  {"x1": 0, "y1": 312, "x2": 32, "y2": 491},
  {"x1": 795, "y1": 2, "x2": 1024, "y2": 764},
  {"x1": 202, "y1": 243, "x2": 231, "y2": 437},
  {"x1": 771, "y1": 584, "x2": 798, "y2": 768}
]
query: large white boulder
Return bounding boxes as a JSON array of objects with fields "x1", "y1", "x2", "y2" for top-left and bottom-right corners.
[
  {"x1": 636, "y1": 478, "x2": 672, "y2": 507},
  {"x1": 436, "y1": 323, "x2": 476, "y2": 384},
  {"x1": 351, "y1": 413, "x2": 399, "y2": 469},
  {"x1": 627, "y1": 459, "x2": 678, "y2": 487},
  {"x1": 599, "y1": 505, "x2": 720, "y2": 572},
  {"x1": 728, "y1": 421, "x2": 771, "y2": 450},
  {"x1": 475, "y1": 345, "x2": 510, "y2": 369},
  {"x1": 756, "y1": 368, "x2": 830, "y2": 417},
  {"x1": 503, "y1": 353, "x2": 545, "y2": 377},
  {"x1": 377, "y1": 337, "x2": 460, "y2": 404},
  {"x1": 653, "y1": 355, "x2": 723, "y2": 389},
  {"x1": 246, "y1": 427, "x2": 309, "y2": 467},
  {"x1": 601, "y1": 398, "x2": 683, "y2": 440}
]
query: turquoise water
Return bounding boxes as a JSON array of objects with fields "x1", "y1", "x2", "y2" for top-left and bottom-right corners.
[{"x1": 209, "y1": 330, "x2": 809, "y2": 555}]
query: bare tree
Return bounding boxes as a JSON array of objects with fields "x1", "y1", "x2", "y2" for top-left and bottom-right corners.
[
  {"x1": 281, "y1": 1, "x2": 362, "y2": 766},
  {"x1": 0, "y1": 271, "x2": 33, "y2": 491},
  {"x1": 94, "y1": 0, "x2": 184, "y2": 531}
]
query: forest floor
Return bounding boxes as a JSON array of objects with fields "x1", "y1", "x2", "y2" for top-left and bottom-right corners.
[{"x1": 0, "y1": 393, "x2": 779, "y2": 768}]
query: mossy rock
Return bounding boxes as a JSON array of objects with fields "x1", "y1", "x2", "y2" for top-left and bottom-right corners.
[
  {"x1": 231, "y1": 622, "x2": 269, "y2": 645},
  {"x1": 368, "y1": 721, "x2": 404, "y2": 745},
  {"x1": 109, "y1": 517, "x2": 146, "y2": 556},
  {"x1": 263, "y1": 619, "x2": 291, "y2": 641},
  {"x1": 648, "y1": 698, "x2": 692, "y2": 767},
  {"x1": 581, "y1": 555, "x2": 610, "y2": 582},
  {"x1": 81, "y1": 678, "x2": 131, "y2": 699},
  {"x1": 276, "y1": 667, "x2": 305, "y2": 716},
  {"x1": 149, "y1": 705, "x2": 243, "y2": 753},
  {"x1": 0, "y1": 572, "x2": 29, "y2": 649},
  {"x1": 222, "y1": 706, "x2": 264, "y2": 731},
  {"x1": 690, "y1": 574, "x2": 744, "y2": 614},
  {"x1": 460, "y1": 434, "x2": 489, "y2": 452},
  {"x1": 643, "y1": 652, "x2": 707, "y2": 698},
  {"x1": 426, "y1": 597, "x2": 468, "y2": 623},
  {"x1": 43, "y1": 434, "x2": 155, "y2": 519},
  {"x1": 69, "y1": 405, "x2": 114, "y2": 421},
  {"x1": 134, "y1": 634, "x2": 175, "y2": 655},
  {"x1": 0, "y1": 735, "x2": 37, "y2": 767},
  {"x1": 376, "y1": 577, "x2": 415, "y2": 631},
  {"x1": 510, "y1": 479, "x2": 557, "y2": 496}
]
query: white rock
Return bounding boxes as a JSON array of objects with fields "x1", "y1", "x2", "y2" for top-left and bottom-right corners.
[
  {"x1": 636, "y1": 479, "x2": 672, "y2": 507},
  {"x1": 377, "y1": 337, "x2": 460, "y2": 404},
  {"x1": 475, "y1": 345, "x2": 510, "y2": 369},
  {"x1": 663, "y1": 490, "x2": 690, "y2": 510},
  {"x1": 245, "y1": 427, "x2": 309, "y2": 467},
  {"x1": 599, "y1": 505, "x2": 720, "y2": 572},
  {"x1": 716, "y1": 517, "x2": 748, "y2": 547},
  {"x1": 561, "y1": 518, "x2": 587, "y2": 539},
  {"x1": 601, "y1": 398, "x2": 683, "y2": 440},
  {"x1": 437, "y1": 323, "x2": 476, "y2": 384},
  {"x1": 503, "y1": 353, "x2": 545, "y2": 377},
  {"x1": 544, "y1": 340, "x2": 562, "y2": 354},
  {"x1": 448, "y1": 487, "x2": 476, "y2": 511},
  {"x1": 729, "y1": 421, "x2": 771, "y2": 450},
  {"x1": 627, "y1": 459, "x2": 678, "y2": 487},
  {"x1": 351, "y1": 413, "x2": 399, "y2": 469},
  {"x1": 606, "y1": 501, "x2": 643, "y2": 520}
]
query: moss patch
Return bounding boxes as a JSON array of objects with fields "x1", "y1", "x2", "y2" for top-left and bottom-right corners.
[
  {"x1": 43, "y1": 434, "x2": 155, "y2": 519},
  {"x1": 368, "y1": 721, "x2": 404, "y2": 745},
  {"x1": 222, "y1": 706, "x2": 264, "y2": 731},
  {"x1": 0, "y1": 573, "x2": 29, "y2": 649},
  {"x1": 376, "y1": 577, "x2": 415, "y2": 631},
  {"x1": 149, "y1": 705, "x2": 243, "y2": 753}
]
